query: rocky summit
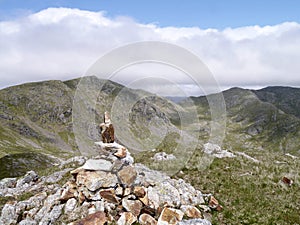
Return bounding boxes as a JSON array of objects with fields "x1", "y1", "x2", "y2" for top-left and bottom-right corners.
[{"x1": 0, "y1": 141, "x2": 219, "y2": 225}]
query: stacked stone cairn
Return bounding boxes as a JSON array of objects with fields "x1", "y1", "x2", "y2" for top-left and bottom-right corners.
[{"x1": 0, "y1": 112, "x2": 218, "y2": 225}]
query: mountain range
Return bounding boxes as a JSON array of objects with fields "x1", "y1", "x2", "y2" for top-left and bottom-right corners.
[
  {"x1": 0, "y1": 76, "x2": 299, "y2": 224},
  {"x1": 0, "y1": 77, "x2": 299, "y2": 178}
]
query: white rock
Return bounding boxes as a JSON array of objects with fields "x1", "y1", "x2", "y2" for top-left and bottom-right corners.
[
  {"x1": 203, "y1": 143, "x2": 235, "y2": 158},
  {"x1": 82, "y1": 159, "x2": 113, "y2": 171},
  {"x1": 0, "y1": 203, "x2": 17, "y2": 224},
  {"x1": 152, "y1": 152, "x2": 176, "y2": 161},
  {"x1": 16, "y1": 171, "x2": 38, "y2": 188},
  {"x1": 64, "y1": 198, "x2": 77, "y2": 213}
]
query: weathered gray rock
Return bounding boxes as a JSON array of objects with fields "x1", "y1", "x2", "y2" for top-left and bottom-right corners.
[
  {"x1": 44, "y1": 168, "x2": 73, "y2": 183},
  {"x1": 0, "y1": 178, "x2": 17, "y2": 189},
  {"x1": 64, "y1": 198, "x2": 77, "y2": 213},
  {"x1": 82, "y1": 159, "x2": 113, "y2": 171},
  {"x1": 0, "y1": 203, "x2": 17, "y2": 225},
  {"x1": 16, "y1": 171, "x2": 38, "y2": 188},
  {"x1": 39, "y1": 204, "x2": 64, "y2": 225},
  {"x1": 203, "y1": 143, "x2": 235, "y2": 158},
  {"x1": 76, "y1": 170, "x2": 118, "y2": 191}
]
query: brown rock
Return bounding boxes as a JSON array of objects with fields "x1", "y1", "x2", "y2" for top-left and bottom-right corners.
[
  {"x1": 180, "y1": 205, "x2": 203, "y2": 219},
  {"x1": 209, "y1": 196, "x2": 223, "y2": 211},
  {"x1": 140, "y1": 206, "x2": 156, "y2": 217},
  {"x1": 114, "y1": 147, "x2": 127, "y2": 158},
  {"x1": 100, "y1": 188, "x2": 120, "y2": 204},
  {"x1": 282, "y1": 176, "x2": 293, "y2": 186},
  {"x1": 133, "y1": 186, "x2": 146, "y2": 198},
  {"x1": 139, "y1": 213, "x2": 157, "y2": 225},
  {"x1": 117, "y1": 212, "x2": 137, "y2": 225},
  {"x1": 78, "y1": 191, "x2": 86, "y2": 204},
  {"x1": 118, "y1": 165, "x2": 137, "y2": 187},
  {"x1": 157, "y1": 207, "x2": 184, "y2": 225},
  {"x1": 100, "y1": 112, "x2": 114, "y2": 143},
  {"x1": 122, "y1": 197, "x2": 143, "y2": 217},
  {"x1": 75, "y1": 211, "x2": 107, "y2": 225}
]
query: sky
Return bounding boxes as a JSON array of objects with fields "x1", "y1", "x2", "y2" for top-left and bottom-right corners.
[{"x1": 0, "y1": 0, "x2": 300, "y2": 96}]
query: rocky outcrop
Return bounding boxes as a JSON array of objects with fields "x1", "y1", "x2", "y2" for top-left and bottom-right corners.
[
  {"x1": 203, "y1": 143, "x2": 235, "y2": 158},
  {"x1": 0, "y1": 141, "x2": 218, "y2": 225}
]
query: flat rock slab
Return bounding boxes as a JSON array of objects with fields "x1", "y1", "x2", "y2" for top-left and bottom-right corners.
[{"x1": 82, "y1": 159, "x2": 113, "y2": 171}]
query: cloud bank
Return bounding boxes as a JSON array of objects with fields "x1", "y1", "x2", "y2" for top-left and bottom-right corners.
[{"x1": 1, "y1": 8, "x2": 300, "y2": 95}]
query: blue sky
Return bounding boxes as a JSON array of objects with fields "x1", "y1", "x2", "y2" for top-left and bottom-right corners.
[
  {"x1": 1, "y1": 0, "x2": 300, "y2": 29},
  {"x1": 0, "y1": 0, "x2": 300, "y2": 95}
]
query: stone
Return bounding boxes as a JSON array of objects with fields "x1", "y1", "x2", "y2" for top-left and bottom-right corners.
[
  {"x1": 78, "y1": 190, "x2": 86, "y2": 204},
  {"x1": 16, "y1": 171, "x2": 39, "y2": 188},
  {"x1": 71, "y1": 167, "x2": 85, "y2": 175},
  {"x1": 198, "y1": 205, "x2": 211, "y2": 213},
  {"x1": 157, "y1": 207, "x2": 184, "y2": 225},
  {"x1": 76, "y1": 170, "x2": 118, "y2": 191},
  {"x1": 100, "y1": 112, "x2": 115, "y2": 143},
  {"x1": 45, "y1": 168, "x2": 73, "y2": 183},
  {"x1": 148, "y1": 181, "x2": 181, "y2": 209},
  {"x1": 139, "y1": 213, "x2": 158, "y2": 225},
  {"x1": 152, "y1": 152, "x2": 176, "y2": 161},
  {"x1": 139, "y1": 192, "x2": 149, "y2": 206},
  {"x1": 117, "y1": 212, "x2": 137, "y2": 225},
  {"x1": 0, "y1": 178, "x2": 17, "y2": 189},
  {"x1": 82, "y1": 159, "x2": 113, "y2": 171},
  {"x1": 0, "y1": 203, "x2": 17, "y2": 225},
  {"x1": 122, "y1": 197, "x2": 143, "y2": 216},
  {"x1": 118, "y1": 165, "x2": 137, "y2": 187},
  {"x1": 114, "y1": 147, "x2": 128, "y2": 158},
  {"x1": 100, "y1": 189, "x2": 120, "y2": 204},
  {"x1": 208, "y1": 196, "x2": 222, "y2": 211},
  {"x1": 282, "y1": 176, "x2": 293, "y2": 186},
  {"x1": 75, "y1": 211, "x2": 107, "y2": 225},
  {"x1": 65, "y1": 198, "x2": 77, "y2": 213},
  {"x1": 180, "y1": 205, "x2": 203, "y2": 219},
  {"x1": 203, "y1": 143, "x2": 235, "y2": 158},
  {"x1": 133, "y1": 186, "x2": 146, "y2": 198},
  {"x1": 39, "y1": 204, "x2": 64, "y2": 225}
]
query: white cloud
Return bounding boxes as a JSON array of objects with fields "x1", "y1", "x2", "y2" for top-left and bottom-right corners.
[{"x1": 1, "y1": 7, "x2": 300, "y2": 95}]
